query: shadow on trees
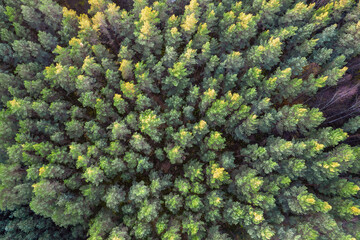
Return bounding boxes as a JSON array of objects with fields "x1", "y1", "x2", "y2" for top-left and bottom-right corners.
[
  {"x1": 56, "y1": 0, "x2": 189, "y2": 14},
  {"x1": 55, "y1": 0, "x2": 134, "y2": 13}
]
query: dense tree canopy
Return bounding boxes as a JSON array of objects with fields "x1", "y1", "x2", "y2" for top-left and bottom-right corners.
[{"x1": 0, "y1": 0, "x2": 360, "y2": 239}]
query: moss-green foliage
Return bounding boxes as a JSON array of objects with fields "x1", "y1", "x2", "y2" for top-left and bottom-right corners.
[{"x1": 1, "y1": 0, "x2": 360, "y2": 239}]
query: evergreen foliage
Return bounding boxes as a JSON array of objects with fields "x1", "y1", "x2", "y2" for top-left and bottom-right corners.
[{"x1": 0, "y1": 0, "x2": 360, "y2": 239}]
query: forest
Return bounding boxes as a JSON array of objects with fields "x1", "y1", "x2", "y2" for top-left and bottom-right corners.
[{"x1": 0, "y1": 0, "x2": 360, "y2": 239}]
